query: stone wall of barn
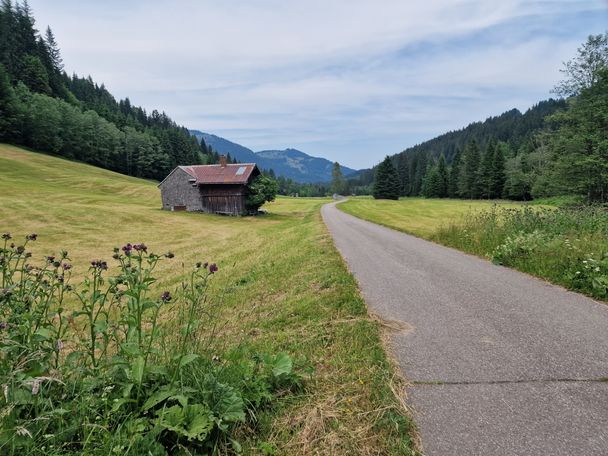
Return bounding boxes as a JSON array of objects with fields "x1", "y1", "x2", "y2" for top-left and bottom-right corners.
[{"x1": 159, "y1": 167, "x2": 204, "y2": 211}]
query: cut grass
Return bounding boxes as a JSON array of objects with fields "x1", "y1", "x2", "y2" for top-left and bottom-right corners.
[
  {"x1": 0, "y1": 144, "x2": 418, "y2": 455},
  {"x1": 339, "y1": 196, "x2": 524, "y2": 238}
]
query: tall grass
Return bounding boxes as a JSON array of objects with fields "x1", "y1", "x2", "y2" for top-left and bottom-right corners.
[{"x1": 434, "y1": 205, "x2": 608, "y2": 300}]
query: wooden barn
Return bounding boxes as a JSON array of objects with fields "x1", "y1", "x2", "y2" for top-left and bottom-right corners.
[{"x1": 158, "y1": 156, "x2": 260, "y2": 215}]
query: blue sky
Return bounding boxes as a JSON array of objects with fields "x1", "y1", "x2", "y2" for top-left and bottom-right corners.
[{"x1": 28, "y1": 0, "x2": 608, "y2": 168}]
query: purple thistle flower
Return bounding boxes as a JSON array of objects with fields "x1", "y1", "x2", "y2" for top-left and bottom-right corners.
[
  {"x1": 62, "y1": 263, "x2": 72, "y2": 271},
  {"x1": 26, "y1": 234, "x2": 37, "y2": 241},
  {"x1": 122, "y1": 243, "x2": 133, "y2": 256},
  {"x1": 160, "y1": 291, "x2": 172, "y2": 302},
  {"x1": 46, "y1": 255, "x2": 55, "y2": 263},
  {"x1": 133, "y1": 243, "x2": 147, "y2": 252},
  {"x1": 1, "y1": 233, "x2": 11, "y2": 240},
  {"x1": 209, "y1": 263, "x2": 218, "y2": 274},
  {"x1": 203, "y1": 262, "x2": 209, "y2": 269},
  {"x1": 16, "y1": 246, "x2": 24, "y2": 254}
]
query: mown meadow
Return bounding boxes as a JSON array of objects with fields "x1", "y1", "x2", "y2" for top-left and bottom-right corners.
[
  {"x1": 0, "y1": 145, "x2": 418, "y2": 455},
  {"x1": 340, "y1": 197, "x2": 608, "y2": 301}
]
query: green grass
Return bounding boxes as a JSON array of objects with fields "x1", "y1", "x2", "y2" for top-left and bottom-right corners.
[
  {"x1": 0, "y1": 144, "x2": 418, "y2": 455},
  {"x1": 339, "y1": 196, "x2": 523, "y2": 238}
]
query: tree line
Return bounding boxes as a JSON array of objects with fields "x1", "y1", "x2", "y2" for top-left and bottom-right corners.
[
  {"x1": 0, "y1": 1, "x2": 228, "y2": 180},
  {"x1": 372, "y1": 33, "x2": 608, "y2": 203}
]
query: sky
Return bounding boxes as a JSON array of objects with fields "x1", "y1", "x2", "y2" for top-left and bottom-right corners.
[{"x1": 28, "y1": 0, "x2": 608, "y2": 169}]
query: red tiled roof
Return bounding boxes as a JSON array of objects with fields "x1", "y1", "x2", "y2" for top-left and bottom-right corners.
[{"x1": 179, "y1": 164, "x2": 257, "y2": 185}]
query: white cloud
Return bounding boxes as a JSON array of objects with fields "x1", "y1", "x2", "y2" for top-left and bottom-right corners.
[{"x1": 27, "y1": 0, "x2": 608, "y2": 168}]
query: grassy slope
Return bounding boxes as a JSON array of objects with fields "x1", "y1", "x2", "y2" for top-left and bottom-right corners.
[
  {"x1": 339, "y1": 196, "x2": 523, "y2": 238},
  {"x1": 0, "y1": 145, "x2": 417, "y2": 455}
]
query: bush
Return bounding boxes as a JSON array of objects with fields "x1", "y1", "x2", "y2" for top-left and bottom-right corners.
[
  {"x1": 246, "y1": 176, "x2": 278, "y2": 213},
  {"x1": 0, "y1": 233, "x2": 303, "y2": 454}
]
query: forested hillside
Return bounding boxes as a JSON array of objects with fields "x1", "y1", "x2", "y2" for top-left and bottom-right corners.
[
  {"x1": 0, "y1": 1, "x2": 220, "y2": 180},
  {"x1": 356, "y1": 33, "x2": 608, "y2": 203}
]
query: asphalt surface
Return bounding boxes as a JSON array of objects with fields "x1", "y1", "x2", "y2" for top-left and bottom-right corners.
[{"x1": 321, "y1": 201, "x2": 608, "y2": 456}]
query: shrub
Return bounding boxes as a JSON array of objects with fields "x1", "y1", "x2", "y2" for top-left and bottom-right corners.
[{"x1": 0, "y1": 233, "x2": 302, "y2": 454}]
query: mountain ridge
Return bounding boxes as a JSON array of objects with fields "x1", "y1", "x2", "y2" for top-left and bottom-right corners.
[{"x1": 189, "y1": 130, "x2": 357, "y2": 183}]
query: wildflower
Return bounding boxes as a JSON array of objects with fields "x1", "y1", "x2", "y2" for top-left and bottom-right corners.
[
  {"x1": 133, "y1": 243, "x2": 147, "y2": 253},
  {"x1": 165, "y1": 252, "x2": 175, "y2": 259},
  {"x1": 121, "y1": 243, "x2": 133, "y2": 255},
  {"x1": 160, "y1": 291, "x2": 172, "y2": 302},
  {"x1": 60, "y1": 250, "x2": 68, "y2": 259},
  {"x1": 16, "y1": 246, "x2": 25, "y2": 254},
  {"x1": 26, "y1": 234, "x2": 37, "y2": 241},
  {"x1": 46, "y1": 255, "x2": 55, "y2": 263},
  {"x1": 209, "y1": 263, "x2": 218, "y2": 274},
  {"x1": 1, "y1": 233, "x2": 11, "y2": 240},
  {"x1": 113, "y1": 247, "x2": 120, "y2": 253},
  {"x1": 62, "y1": 263, "x2": 72, "y2": 271},
  {"x1": 53, "y1": 261, "x2": 61, "y2": 268},
  {"x1": 195, "y1": 262, "x2": 202, "y2": 269},
  {"x1": 91, "y1": 260, "x2": 108, "y2": 270}
]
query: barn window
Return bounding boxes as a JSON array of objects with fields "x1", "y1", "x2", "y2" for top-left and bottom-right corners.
[{"x1": 235, "y1": 166, "x2": 247, "y2": 175}]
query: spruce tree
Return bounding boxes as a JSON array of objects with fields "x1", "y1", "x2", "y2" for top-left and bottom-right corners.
[
  {"x1": 490, "y1": 143, "x2": 507, "y2": 198},
  {"x1": 331, "y1": 161, "x2": 346, "y2": 195},
  {"x1": 397, "y1": 153, "x2": 410, "y2": 196},
  {"x1": 436, "y1": 153, "x2": 448, "y2": 197},
  {"x1": 448, "y1": 148, "x2": 462, "y2": 197},
  {"x1": 373, "y1": 156, "x2": 400, "y2": 200},
  {"x1": 44, "y1": 26, "x2": 62, "y2": 72},
  {"x1": 422, "y1": 162, "x2": 441, "y2": 197},
  {"x1": 479, "y1": 140, "x2": 495, "y2": 199},
  {"x1": 458, "y1": 140, "x2": 481, "y2": 198}
]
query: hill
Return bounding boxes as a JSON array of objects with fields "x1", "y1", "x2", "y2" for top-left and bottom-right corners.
[
  {"x1": 350, "y1": 99, "x2": 567, "y2": 196},
  {"x1": 190, "y1": 130, "x2": 358, "y2": 183}
]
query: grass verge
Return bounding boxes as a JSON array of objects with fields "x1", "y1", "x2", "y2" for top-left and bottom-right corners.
[{"x1": 339, "y1": 196, "x2": 607, "y2": 302}]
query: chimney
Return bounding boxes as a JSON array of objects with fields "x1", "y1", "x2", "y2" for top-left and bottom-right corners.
[{"x1": 219, "y1": 155, "x2": 227, "y2": 167}]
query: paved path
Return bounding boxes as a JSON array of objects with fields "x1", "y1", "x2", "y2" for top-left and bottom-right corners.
[{"x1": 322, "y1": 201, "x2": 608, "y2": 456}]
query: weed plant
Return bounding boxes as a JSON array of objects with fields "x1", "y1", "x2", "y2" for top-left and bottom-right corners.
[{"x1": 0, "y1": 233, "x2": 302, "y2": 455}]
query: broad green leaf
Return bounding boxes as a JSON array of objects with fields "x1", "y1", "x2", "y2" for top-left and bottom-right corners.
[
  {"x1": 131, "y1": 356, "x2": 145, "y2": 384},
  {"x1": 271, "y1": 353, "x2": 292, "y2": 377},
  {"x1": 178, "y1": 354, "x2": 199, "y2": 369},
  {"x1": 142, "y1": 389, "x2": 176, "y2": 411}
]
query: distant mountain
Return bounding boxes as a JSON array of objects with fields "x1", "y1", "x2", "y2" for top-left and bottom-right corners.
[
  {"x1": 189, "y1": 130, "x2": 358, "y2": 183},
  {"x1": 189, "y1": 130, "x2": 258, "y2": 163}
]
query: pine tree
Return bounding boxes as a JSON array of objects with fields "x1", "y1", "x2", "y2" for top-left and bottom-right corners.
[
  {"x1": 436, "y1": 153, "x2": 448, "y2": 197},
  {"x1": 331, "y1": 161, "x2": 346, "y2": 195},
  {"x1": 422, "y1": 162, "x2": 441, "y2": 197},
  {"x1": 44, "y1": 26, "x2": 62, "y2": 72},
  {"x1": 490, "y1": 143, "x2": 507, "y2": 198},
  {"x1": 373, "y1": 156, "x2": 400, "y2": 200},
  {"x1": 479, "y1": 140, "x2": 496, "y2": 199},
  {"x1": 458, "y1": 140, "x2": 481, "y2": 198},
  {"x1": 448, "y1": 148, "x2": 462, "y2": 197},
  {"x1": 397, "y1": 153, "x2": 410, "y2": 196}
]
